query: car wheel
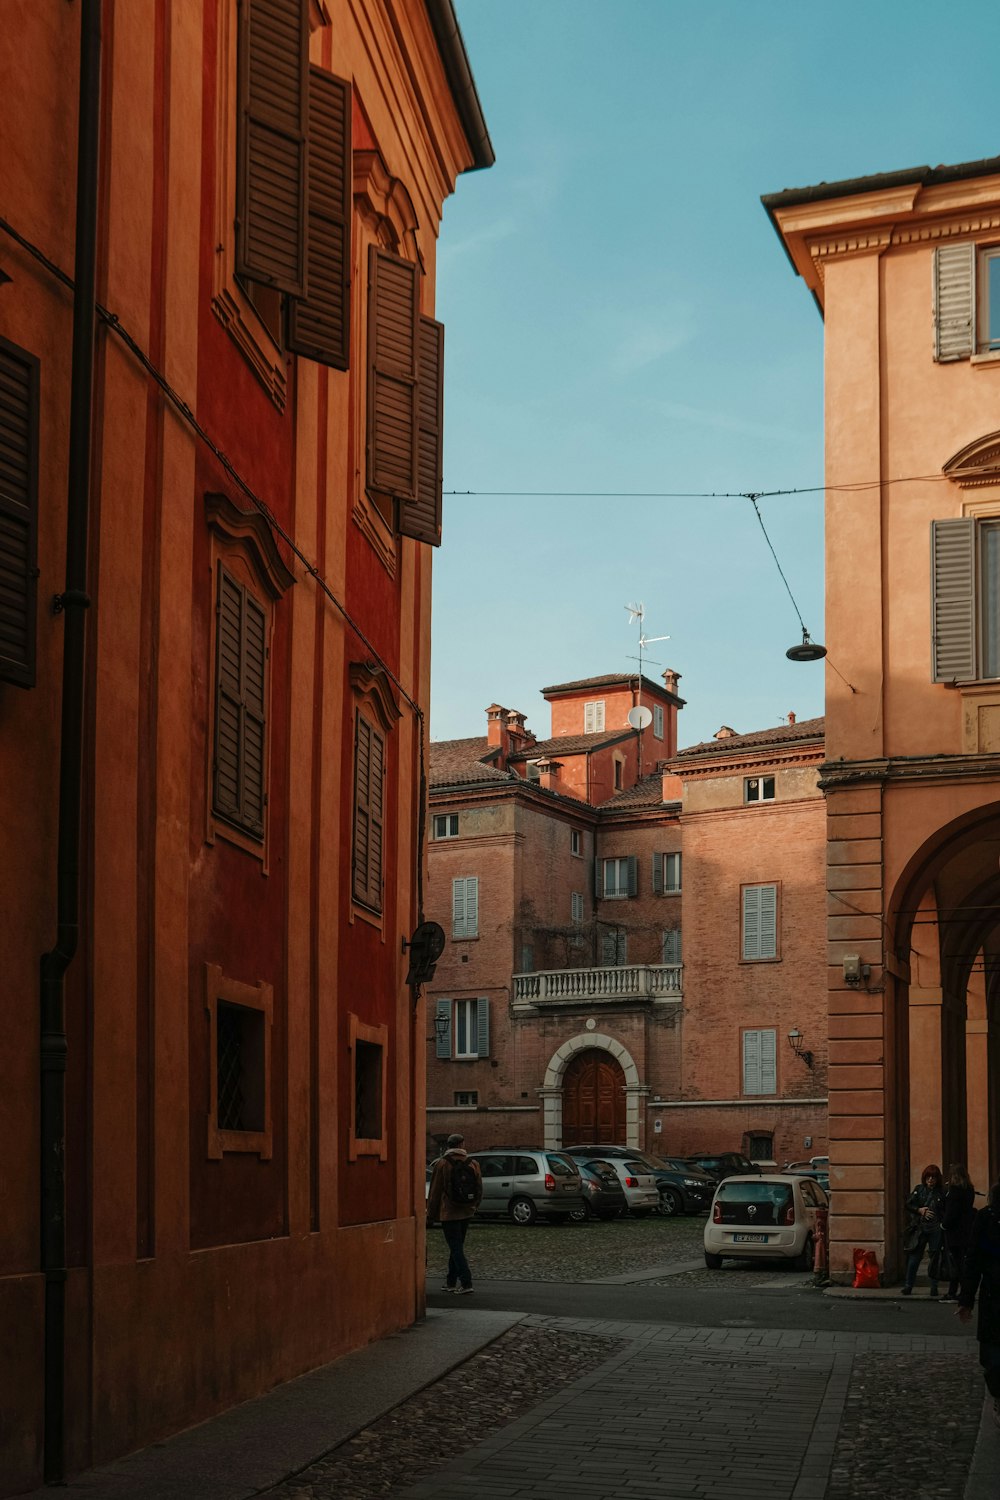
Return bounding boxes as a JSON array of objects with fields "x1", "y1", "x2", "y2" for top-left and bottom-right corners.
[
  {"x1": 795, "y1": 1234, "x2": 815, "y2": 1272},
  {"x1": 568, "y1": 1205, "x2": 589, "y2": 1223},
  {"x1": 704, "y1": 1251, "x2": 723, "y2": 1269},
  {"x1": 658, "y1": 1188, "x2": 682, "y2": 1217},
  {"x1": 509, "y1": 1196, "x2": 537, "y2": 1227}
]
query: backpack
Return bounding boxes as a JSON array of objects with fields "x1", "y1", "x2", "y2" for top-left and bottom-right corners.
[{"x1": 447, "y1": 1157, "x2": 479, "y2": 1207}]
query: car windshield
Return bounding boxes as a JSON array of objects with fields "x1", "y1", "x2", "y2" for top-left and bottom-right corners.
[
  {"x1": 546, "y1": 1154, "x2": 576, "y2": 1176},
  {"x1": 624, "y1": 1161, "x2": 650, "y2": 1176},
  {"x1": 584, "y1": 1160, "x2": 619, "y2": 1182},
  {"x1": 718, "y1": 1181, "x2": 793, "y2": 1210}
]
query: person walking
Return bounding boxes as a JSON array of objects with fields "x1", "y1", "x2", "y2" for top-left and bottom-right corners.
[
  {"x1": 902, "y1": 1163, "x2": 946, "y2": 1296},
  {"x1": 940, "y1": 1163, "x2": 976, "y2": 1301},
  {"x1": 426, "y1": 1133, "x2": 482, "y2": 1295},
  {"x1": 957, "y1": 1183, "x2": 1000, "y2": 1426}
]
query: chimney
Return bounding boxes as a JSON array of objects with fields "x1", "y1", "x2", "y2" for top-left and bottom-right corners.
[
  {"x1": 662, "y1": 667, "x2": 681, "y2": 697},
  {"x1": 505, "y1": 709, "x2": 535, "y2": 754},
  {"x1": 714, "y1": 725, "x2": 737, "y2": 739},
  {"x1": 661, "y1": 770, "x2": 683, "y2": 801},
  {"x1": 535, "y1": 757, "x2": 562, "y2": 792},
  {"x1": 485, "y1": 704, "x2": 510, "y2": 763},
  {"x1": 787, "y1": 710, "x2": 796, "y2": 725}
]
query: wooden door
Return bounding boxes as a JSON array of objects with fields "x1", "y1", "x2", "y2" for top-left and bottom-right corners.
[{"x1": 562, "y1": 1049, "x2": 626, "y2": 1146}]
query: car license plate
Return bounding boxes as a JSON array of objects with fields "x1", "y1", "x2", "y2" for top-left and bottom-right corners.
[{"x1": 732, "y1": 1233, "x2": 769, "y2": 1243}]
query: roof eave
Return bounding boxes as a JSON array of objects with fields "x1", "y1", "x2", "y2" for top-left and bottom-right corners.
[{"x1": 425, "y1": 0, "x2": 495, "y2": 172}]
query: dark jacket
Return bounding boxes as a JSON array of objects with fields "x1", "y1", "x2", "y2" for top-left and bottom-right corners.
[
  {"x1": 427, "y1": 1149, "x2": 482, "y2": 1224},
  {"x1": 959, "y1": 1206, "x2": 1000, "y2": 1352},
  {"x1": 943, "y1": 1184, "x2": 976, "y2": 1251},
  {"x1": 904, "y1": 1181, "x2": 945, "y2": 1251}
]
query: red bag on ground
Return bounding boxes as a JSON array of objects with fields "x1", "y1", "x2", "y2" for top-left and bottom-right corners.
[{"x1": 852, "y1": 1248, "x2": 880, "y2": 1288}]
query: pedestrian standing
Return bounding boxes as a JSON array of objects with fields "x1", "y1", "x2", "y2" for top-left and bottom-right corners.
[
  {"x1": 957, "y1": 1183, "x2": 1000, "y2": 1427},
  {"x1": 901, "y1": 1163, "x2": 946, "y2": 1296},
  {"x1": 940, "y1": 1163, "x2": 976, "y2": 1301},
  {"x1": 426, "y1": 1132, "x2": 482, "y2": 1295}
]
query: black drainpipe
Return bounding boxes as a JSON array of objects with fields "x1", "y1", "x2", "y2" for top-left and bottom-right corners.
[{"x1": 39, "y1": 0, "x2": 101, "y2": 1481}]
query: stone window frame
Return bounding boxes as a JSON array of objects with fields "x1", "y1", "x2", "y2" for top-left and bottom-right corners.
[
  {"x1": 205, "y1": 962, "x2": 274, "y2": 1160},
  {"x1": 348, "y1": 1012, "x2": 388, "y2": 1161}
]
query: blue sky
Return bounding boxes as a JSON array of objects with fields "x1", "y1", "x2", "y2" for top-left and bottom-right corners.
[{"x1": 430, "y1": 1, "x2": 1000, "y2": 750}]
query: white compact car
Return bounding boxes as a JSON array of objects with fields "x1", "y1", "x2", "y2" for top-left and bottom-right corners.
[
  {"x1": 598, "y1": 1156, "x2": 660, "y2": 1216},
  {"x1": 703, "y1": 1173, "x2": 828, "y2": 1269}
]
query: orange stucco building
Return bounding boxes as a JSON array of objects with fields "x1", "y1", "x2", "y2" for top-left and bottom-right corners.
[
  {"x1": 0, "y1": 0, "x2": 490, "y2": 1489},
  {"x1": 427, "y1": 675, "x2": 829, "y2": 1173},
  {"x1": 766, "y1": 155, "x2": 1000, "y2": 1279}
]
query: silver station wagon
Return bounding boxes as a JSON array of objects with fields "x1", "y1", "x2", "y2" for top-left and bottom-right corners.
[{"x1": 467, "y1": 1149, "x2": 587, "y2": 1226}]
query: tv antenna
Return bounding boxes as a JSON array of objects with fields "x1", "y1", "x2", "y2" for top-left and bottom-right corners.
[{"x1": 624, "y1": 602, "x2": 670, "y2": 778}]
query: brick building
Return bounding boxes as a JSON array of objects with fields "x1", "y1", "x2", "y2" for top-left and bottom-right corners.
[
  {"x1": 0, "y1": 0, "x2": 491, "y2": 1489},
  {"x1": 426, "y1": 670, "x2": 828, "y2": 1172}
]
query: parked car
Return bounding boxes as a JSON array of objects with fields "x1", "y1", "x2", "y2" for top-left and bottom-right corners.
[
  {"x1": 685, "y1": 1152, "x2": 762, "y2": 1183},
  {"x1": 563, "y1": 1147, "x2": 659, "y2": 1215},
  {"x1": 564, "y1": 1145, "x2": 714, "y2": 1216},
  {"x1": 703, "y1": 1173, "x2": 829, "y2": 1269},
  {"x1": 781, "y1": 1160, "x2": 831, "y2": 1194},
  {"x1": 466, "y1": 1149, "x2": 587, "y2": 1226},
  {"x1": 569, "y1": 1158, "x2": 628, "y2": 1222}
]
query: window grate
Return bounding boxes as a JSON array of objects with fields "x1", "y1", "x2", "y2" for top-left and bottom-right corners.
[{"x1": 217, "y1": 1005, "x2": 246, "y2": 1130}]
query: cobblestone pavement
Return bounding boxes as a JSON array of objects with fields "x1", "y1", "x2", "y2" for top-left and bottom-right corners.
[
  {"x1": 262, "y1": 1325, "x2": 625, "y2": 1499},
  {"x1": 437, "y1": 1212, "x2": 706, "y2": 1283},
  {"x1": 397, "y1": 1318, "x2": 985, "y2": 1500}
]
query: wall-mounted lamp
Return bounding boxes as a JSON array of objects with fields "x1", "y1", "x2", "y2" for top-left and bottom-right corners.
[
  {"x1": 787, "y1": 1028, "x2": 814, "y2": 1069},
  {"x1": 842, "y1": 954, "x2": 871, "y2": 988},
  {"x1": 433, "y1": 1011, "x2": 450, "y2": 1043}
]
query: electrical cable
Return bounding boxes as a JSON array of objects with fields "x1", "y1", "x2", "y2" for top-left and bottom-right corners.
[{"x1": 444, "y1": 470, "x2": 997, "y2": 498}]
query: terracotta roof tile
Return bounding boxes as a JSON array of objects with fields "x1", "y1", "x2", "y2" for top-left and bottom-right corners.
[
  {"x1": 604, "y1": 772, "x2": 675, "y2": 808},
  {"x1": 675, "y1": 716, "x2": 825, "y2": 759},
  {"x1": 508, "y1": 729, "x2": 633, "y2": 759},
  {"x1": 540, "y1": 672, "x2": 675, "y2": 697},
  {"x1": 428, "y1": 736, "x2": 510, "y2": 787}
]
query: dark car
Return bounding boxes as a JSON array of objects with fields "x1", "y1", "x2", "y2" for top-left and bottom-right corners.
[
  {"x1": 569, "y1": 1158, "x2": 628, "y2": 1221},
  {"x1": 685, "y1": 1152, "x2": 762, "y2": 1183},
  {"x1": 565, "y1": 1145, "x2": 715, "y2": 1216}
]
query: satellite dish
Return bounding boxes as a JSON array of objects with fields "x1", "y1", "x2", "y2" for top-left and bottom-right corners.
[
  {"x1": 627, "y1": 706, "x2": 653, "y2": 730},
  {"x1": 404, "y1": 921, "x2": 446, "y2": 987}
]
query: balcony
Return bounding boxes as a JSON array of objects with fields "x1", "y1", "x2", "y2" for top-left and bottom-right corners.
[{"x1": 512, "y1": 964, "x2": 683, "y2": 1011}]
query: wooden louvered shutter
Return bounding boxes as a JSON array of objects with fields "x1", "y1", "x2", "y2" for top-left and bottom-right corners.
[
  {"x1": 652, "y1": 853, "x2": 664, "y2": 895},
  {"x1": 367, "y1": 248, "x2": 419, "y2": 500},
  {"x1": 594, "y1": 858, "x2": 603, "y2": 898},
  {"x1": 626, "y1": 855, "x2": 638, "y2": 896},
  {"x1": 214, "y1": 567, "x2": 267, "y2": 838},
  {"x1": 236, "y1": 0, "x2": 309, "y2": 296},
  {"x1": 742, "y1": 886, "x2": 760, "y2": 960},
  {"x1": 214, "y1": 570, "x2": 245, "y2": 824},
  {"x1": 242, "y1": 592, "x2": 267, "y2": 836},
  {"x1": 465, "y1": 877, "x2": 478, "y2": 937},
  {"x1": 399, "y1": 317, "x2": 444, "y2": 545},
  {"x1": 759, "y1": 1030, "x2": 777, "y2": 1094},
  {"x1": 476, "y1": 997, "x2": 490, "y2": 1058},
  {"x1": 0, "y1": 338, "x2": 39, "y2": 687},
  {"x1": 743, "y1": 1031, "x2": 761, "y2": 1094},
  {"x1": 435, "y1": 999, "x2": 452, "y2": 1058},
  {"x1": 931, "y1": 518, "x2": 977, "y2": 682},
  {"x1": 759, "y1": 885, "x2": 777, "y2": 959},
  {"x1": 451, "y1": 878, "x2": 466, "y2": 938},
  {"x1": 662, "y1": 928, "x2": 681, "y2": 965},
  {"x1": 933, "y1": 244, "x2": 975, "y2": 362},
  {"x1": 353, "y1": 712, "x2": 384, "y2": 911},
  {"x1": 288, "y1": 67, "x2": 351, "y2": 368}
]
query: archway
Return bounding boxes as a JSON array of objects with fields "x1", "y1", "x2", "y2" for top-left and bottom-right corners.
[
  {"x1": 541, "y1": 1032, "x2": 645, "y2": 1149},
  {"x1": 562, "y1": 1050, "x2": 627, "y2": 1145}
]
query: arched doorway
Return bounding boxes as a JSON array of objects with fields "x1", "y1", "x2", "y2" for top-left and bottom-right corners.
[{"x1": 561, "y1": 1049, "x2": 627, "y2": 1145}]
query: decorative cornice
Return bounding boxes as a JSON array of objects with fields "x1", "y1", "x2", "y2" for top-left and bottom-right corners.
[
  {"x1": 820, "y1": 753, "x2": 1000, "y2": 790},
  {"x1": 204, "y1": 493, "x2": 295, "y2": 597},
  {"x1": 807, "y1": 227, "x2": 893, "y2": 274},
  {"x1": 943, "y1": 430, "x2": 1000, "y2": 489},
  {"x1": 353, "y1": 149, "x2": 423, "y2": 268},
  {"x1": 350, "y1": 661, "x2": 402, "y2": 731},
  {"x1": 894, "y1": 212, "x2": 1000, "y2": 247}
]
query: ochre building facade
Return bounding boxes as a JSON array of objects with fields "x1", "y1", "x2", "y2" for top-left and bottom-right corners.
[{"x1": 767, "y1": 154, "x2": 1000, "y2": 1279}]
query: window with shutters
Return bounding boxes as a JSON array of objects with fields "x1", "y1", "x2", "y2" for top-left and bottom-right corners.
[
  {"x1": 653, "y1": 704, "x2": 664, "y2": 740},
  {"x1": 741, "y1": 884, "x2": 779, "y2": 961},
  {"x1": 454, "y1": 1090, "x2": 478, "y2": 1108},
  {"x1": 652, "y1": 851, "x2": 681, "y2": 894},
  {"x1": 600, "y1": 855, "x2": 637, "y2": 899},
  {"x1": 570, "y1": 828, "x2": 582, "y2": 857},
  {"x1": 584, "y1": 700, "x2": 606, "y2": 734},
  {"x1": 204, "y1": 493, "x2": 293, "y2": 863},
  {"x1": 434, "y1": 813, "x2": 459, "y2": 839},
  {"x1": 352, "y1": 710, "x2": 385, "y2": 914},
  {"x1": 212, "y1": 565, "x2": 269, "y2": 843},
  {"x1": 613, "y1": 756, "x2": 624, "y2": 790},
  {"x1": 452, "y1": 876, "x2": 479, "y2": 938},
  {"x1": 745, "y1": 775, "x2": 775, "y2": 803},
  {"x1": 349, "y1": 1014, "x2": 388, "y2": 1160},
  {"x1": 571, "y1": 891, "x2": 584, "y2": 924},
  {"x1": 931, "y1": 515, "x2": 1000, "y2": 682},
  {"x1": 0, "y1": 336, "x2": 39, "y2": 688},
  {"x1": 434, "y1": 997, "x2": 489, "y2": 1060},
  {"x1": 601, "y1": 927, "x2": 627, "y2": 966},
  {"x1": 933, "y1": 242, "x2": 1000, "y2": 362},
  {"x1": 661, "y1": 928, "x2": 682, "y2": 966},
  {"x1": 349, "y1": 661, "x2": 400, "y2": 923},
  {"x1": 742, "y1": 1029, "x2": 777, "y2": 1096},
  {"x1": 205, "y1": 963, "x2": 273, "y2": 1160}
]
